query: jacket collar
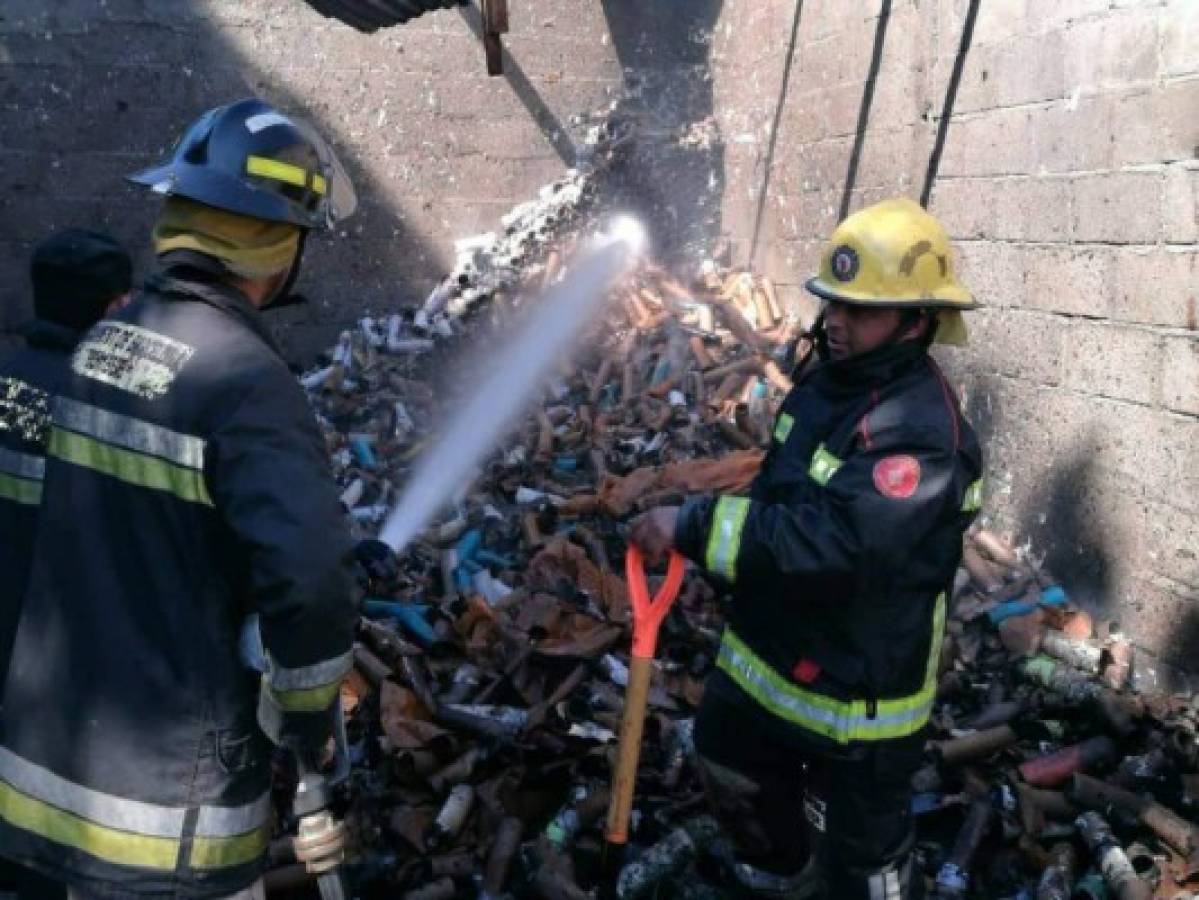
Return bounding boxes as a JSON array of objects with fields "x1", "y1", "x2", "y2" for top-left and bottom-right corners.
[
  {"x1": 144, "y1": 252, "x2": 285, "y2": 359},
  {"x1": 813, "y1": 338, "x2": 929, "y2": 392},
  {"x1": 19, "y1": 318, "x2": 83, "y2": 354}
]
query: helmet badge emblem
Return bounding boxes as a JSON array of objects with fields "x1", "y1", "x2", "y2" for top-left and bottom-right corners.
[{"x1": 830, "y1": 245, "x2": 859, "y2": 282}]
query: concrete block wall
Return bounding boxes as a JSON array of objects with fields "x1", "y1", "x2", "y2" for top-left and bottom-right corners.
[
  {"x1": 0, "y1": 0, "x2": 1196, "y2": 667},
  {"x1": 741, "y1": 0, "x2": 1199, "y2": 667}
]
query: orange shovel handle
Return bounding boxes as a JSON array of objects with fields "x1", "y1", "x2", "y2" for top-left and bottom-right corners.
[
  {"x1": 605, "y1": 547, "x2": 686, "y2": 846},
  {"x1": 625, "y1": 546, "x2": 685, "y2": 659}
]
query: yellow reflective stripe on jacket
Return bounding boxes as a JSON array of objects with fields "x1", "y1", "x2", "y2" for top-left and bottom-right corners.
[
  {"x1": 190, "y1": 827, "x2": 271, "y2": 870},
  {"x1": 264, "y1": 679, "x2": 343, "y2": 713},
  {"x1": 262, "y1": 649, "x2": 352, "y2": 713},
  {"x1": 246, "y1": 155, "x2": 308, "y2": 188},
  {"x1": 704, "y1": 496, "x2": 751, "y2": 581},
  {"x1": 962, "y1": 479, "x2": 983, "y2": 512},
  {"x1": 0, "y1": 779, "x2": 180, "y2": 870},
  {"x1": 0, "y1": 447, "x2": 45, "y2": 505},
  {"x1": 808, "y1": 443, "x2": 843, "y2": 486},
  {"x1": 0, "y1": 747, "x2": 270, "y2": 871},
  {"x1": 0, "y1": 473, "x2": 42, "y2": 506},
  {"x1": 49, "y1": 428, "x2": 212, "y2": 506},
  {"x1": 773, "y1": 413, "x2": 794, "y2": 443},
  {"x1": 716, "y1": 593, "x2": 946, "y2": 744}
]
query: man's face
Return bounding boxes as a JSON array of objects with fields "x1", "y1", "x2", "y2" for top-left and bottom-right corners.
[{"x1": 823, "y1": 301, "x2": 906, "y2": 360}]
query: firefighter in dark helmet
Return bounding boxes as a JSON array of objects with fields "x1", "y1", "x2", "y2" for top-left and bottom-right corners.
[
  {"x1": 632, "y1": 198, "x2": 984, "y2": 899},
  {"x1": 0, "y1": 99, "x2": 387, "y2": 899}
]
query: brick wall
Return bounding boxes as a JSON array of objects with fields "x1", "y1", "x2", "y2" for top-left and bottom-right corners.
[
  {"x1": 0, "y1": 0, "x2": 1196, "y2": 667},
  {"x1": 739, "y1": 0, "x2": 1199, "y2": 668}
]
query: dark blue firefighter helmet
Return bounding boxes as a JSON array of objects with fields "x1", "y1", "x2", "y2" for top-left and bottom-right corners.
[{"x1": 128, "y1": 98, "x2": 357, "y2": 231}]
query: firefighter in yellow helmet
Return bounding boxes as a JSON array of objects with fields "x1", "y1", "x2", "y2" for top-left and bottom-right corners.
[{"x1": 632, "y1": 198, "x2": 983, "y2": 898}]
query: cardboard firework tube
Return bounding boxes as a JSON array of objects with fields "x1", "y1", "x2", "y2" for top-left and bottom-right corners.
[
  {"x1": 966, "y1": 699, "x2": 1026, "y2": 731},
  {"x1": 1075, "y1": 811, "x2": 1151, "y2": 900},
  {"x1": 762, "y1": 358, "x2": 793, "y2": 393},
  {"x1": 752, "y1": 288, "x2": 775, "y2": 329},
  {"x1": 714, "y1": 419, "x2": 759, "y2": 451},
  {"x1": 709, "y1": 373, "x2": 747, "y2": 409},
  {"x1": 535, "y1": 409, "x2": 554, "y2": 461},
  {"x1": 1019, "y1": 736, "x2": 1116, "y2": 788},
  {"x1": 761, "y1": 277, "x2": 784, "y2": 322},
  {"x1": 973, "y1": 528, "x2": 1019, "y2": 567},
  {"x1": 622, "y1": 358, "x2": 638, "y2": 404},
  {"x1": 522, "y1": 511, "x2": 545, "y2": 548},
  {"x1": 605, "y1": 655, "x2": 654, "y2": 844},
  {"x1": 935, "y1": 725, "x2": 1018, "y2": 765},
  {"x1": 1040, "y1": 630, "x2": 1103, "y2": 674},
  {"x1": 480, "y1": 816, "x2": 523, "y2": 899},
  {"x1": 689, "y1": 335, "x2": 715, "y2": 370},
  {"x1": 962, "y1": 544, "x2": 1006, "y2": 593},
  {"x1": 702, "y1": 356, "x2": 761, "y2": 383},
  {"x1": 1101, "y1": 638, "x2": 1133, "y2": 690},
  {"x1": 352, "y1": 644, "x2": 391, "y2": 689},
  {"x1": 1035, "y1": 841, "x2": 1076, "y2": 900},
  {"x1": 627, "y1": 291, "x2": 652, "y2": 326},
  {"x1": 590, "y1": 357, "x2": 614, "y2": 405},
  {"x1": 1070, "y1": 773, "x2": 1199, "y2": 857}
]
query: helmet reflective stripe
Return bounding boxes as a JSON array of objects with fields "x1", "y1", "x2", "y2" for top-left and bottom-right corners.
[
  {"x1": 245, "y1": 156, "x2": 309, "y2": 189},
  {"x1": 244, "y1": 155, "x2": 327, "y2": 196},
  {"x1": 127, "y1": 98, "x2": 356, "y2": 230},
  {"x1": 244, "y1": 111, "x2": 294, "y2": 133}
]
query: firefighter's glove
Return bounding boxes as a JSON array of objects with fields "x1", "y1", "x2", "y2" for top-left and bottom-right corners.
[
  {"x1": 353, "y1": 539, "x2": 400, "y2": 594},
  {"x1": 293, "y1": 811, "x2": 348, "y2": 875},
  {"x1": 629, "y1": 506, "x2": 680, "y2": 565}
]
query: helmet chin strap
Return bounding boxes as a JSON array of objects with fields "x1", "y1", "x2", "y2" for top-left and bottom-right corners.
[{"x1": 261, "y1": 230, "x2": 309, "y2": 311}]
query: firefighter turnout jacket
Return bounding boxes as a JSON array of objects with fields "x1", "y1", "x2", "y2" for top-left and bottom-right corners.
[
  {"x1": 0, "y1": 320, "x2": 85, "y2": 678},
  {"x1": 675, "y1": 338, "x2": 982, "y2": 746},
  {"x1": 0, "y1": 265, "x2": 358, "y2": 898}
]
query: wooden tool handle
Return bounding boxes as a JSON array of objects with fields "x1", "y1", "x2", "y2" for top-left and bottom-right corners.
[{"x1": 604, "y1": 656, "x2": 654, "y2": 845}]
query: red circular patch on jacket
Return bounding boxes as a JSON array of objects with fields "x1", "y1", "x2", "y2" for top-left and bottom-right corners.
[{"x1": 873, "y1": 455, "x2": 921, "y2": 499}]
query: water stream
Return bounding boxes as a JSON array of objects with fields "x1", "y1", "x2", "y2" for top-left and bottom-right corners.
[{"x1": 378, "y1": 220, "x2": 645, "y2": 554}]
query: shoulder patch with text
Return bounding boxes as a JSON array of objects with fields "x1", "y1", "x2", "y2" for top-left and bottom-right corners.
[
  {"x1": 73, "y1": 322, "x2": 195, "y2": 400},
  {"x1": 873, "y1": 454, "x2": 921, "y2": 499}
]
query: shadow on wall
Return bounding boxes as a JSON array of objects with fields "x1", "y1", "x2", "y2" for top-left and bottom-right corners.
[
  {"x1": 1022, "y1": 430, "x2": 1115, "y2": 615},
  {"x1": 0, "y1": 1, "x2": 446, "y2": 363},
  {"x1": 599, "y1": 0, "x2": 726, "y2": 267},
  {"x1": 961, "y1": 373, "x2": 1115, "y2": 613}
]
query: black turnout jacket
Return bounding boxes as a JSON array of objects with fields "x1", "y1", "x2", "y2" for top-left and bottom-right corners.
[
  {"x1": 676, "y1": 339, "x2": 983, "y2": 746},
  {"x1": 0, "y1": 264, "x2": 357, "y2": 898}
]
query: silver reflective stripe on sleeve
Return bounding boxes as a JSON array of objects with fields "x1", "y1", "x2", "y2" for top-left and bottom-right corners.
[
  {"x1": 704, "y1": 496, "x2": 752, "y2": 582},
  {"x1": 266, "y1": 650, "x2": 353, "y2": 692},
  {"x1": 55, "y1": 397, "x2": 206, "y2": 470},
  {"x1": 0, "y1": 447, "x2": 46, "y2": 481},
  {"x1": 194, "y1": 792, "x2": 273, "y2": 839}
]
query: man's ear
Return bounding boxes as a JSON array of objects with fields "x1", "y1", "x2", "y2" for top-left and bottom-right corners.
[{"x1": 903, "y1": 311, "x2": 934, "y2": 342}]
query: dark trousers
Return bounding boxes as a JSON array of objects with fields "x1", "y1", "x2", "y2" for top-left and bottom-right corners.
[{"x1": 694, "y1": 671, "x2": 925, "y2": 899}]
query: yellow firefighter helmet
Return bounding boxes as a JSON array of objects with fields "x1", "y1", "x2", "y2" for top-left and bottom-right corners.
[{"x1": 805, "y1": 197, "x2": 978, "y2": 345}]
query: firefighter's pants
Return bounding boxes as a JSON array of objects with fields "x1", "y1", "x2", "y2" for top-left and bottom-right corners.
[{"x1": 694, "y1": 671, "x2": 926, "y2": 899}]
